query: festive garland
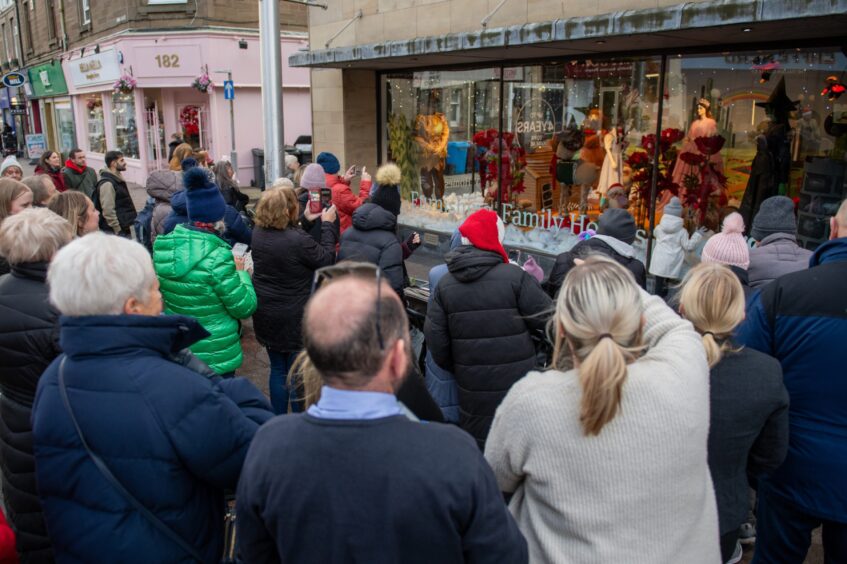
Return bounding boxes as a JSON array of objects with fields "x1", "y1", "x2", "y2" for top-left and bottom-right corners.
[{"x1": 179, "y1": 105, "x2": 200, "y2": 136}]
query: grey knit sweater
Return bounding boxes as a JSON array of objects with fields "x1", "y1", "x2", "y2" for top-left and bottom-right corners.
[{"x1": 485, "y1": 292, "x2": 721, "y2": 563}]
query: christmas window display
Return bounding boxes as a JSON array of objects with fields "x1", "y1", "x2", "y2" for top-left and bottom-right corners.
[{"x1": 85, "y1": 94, "x2": 106, "y2": 154}]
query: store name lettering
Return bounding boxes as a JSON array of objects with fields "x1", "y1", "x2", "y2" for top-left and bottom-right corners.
[
  {"x1": 500, "y1": 204, "x2": 594, "y2": 233},
  {"x1": 515, "y1": 120, "x2": 555, "y2": 134},
  {"x1": 79, "y1": 60, "x2": 102, "y2": 72}
]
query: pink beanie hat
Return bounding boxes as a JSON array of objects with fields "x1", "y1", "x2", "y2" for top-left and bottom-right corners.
[{"x1": 701, "y1": 212, "x2": 750, "y2": 269}]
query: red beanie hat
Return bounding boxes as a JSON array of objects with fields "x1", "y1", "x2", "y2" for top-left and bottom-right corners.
[{"x1": 459, "y1": 209, "x2": 508, "y2": 263}]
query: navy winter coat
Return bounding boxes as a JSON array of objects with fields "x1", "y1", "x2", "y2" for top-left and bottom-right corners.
[
  {"x1": 32, "y1": 314, "x2": 273, "y2": 563},
  {"x1": 736, "y1": 237, "x2": 847, "y2": 522},
  {"x1": 163, "y1": 189, "x2": 252, "y2": 247}
]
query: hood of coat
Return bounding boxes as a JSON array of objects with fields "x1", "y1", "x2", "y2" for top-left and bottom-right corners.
[
  {"x1": 657, "y1": 214, "x2": 685, "y2": 234},
  {"x1": 810, "y1": 237, "x2": 847, "y2": 268},
  {"x1": 445, "y1": 245, "x2": 504, "y2": 282},
  {"x1": 170, "y1": 189, "x2": 188, "y2": 216},
  {"x1": 154, "y1": 224, "x2": 229, "y2": 279},
  {"x1": 10, "y1": 261, "x2": 49, "y2": 282},
  {"x1": 758, "y1": 232, "x2": 798, "y2": 247},
  {"x1": 591, "y1": 234, "x2": 636, "y2": 258},
  {"x1": 59, "y1": 313, "x2": 209, "y2": 359},
  {"x1": 146, "y1": 170, "x2": 183, "y2": 202},
  {"x1": 351, "y1": 202, "x2": 397, "y2": 232}
]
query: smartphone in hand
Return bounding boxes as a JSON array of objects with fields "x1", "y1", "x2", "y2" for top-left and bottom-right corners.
[
  {"x1": 232, "y1": 243, "x2": 249, "y2": 258},
  {"x1": 308, "y1": 188, "x2": 322, "y2": 213}
]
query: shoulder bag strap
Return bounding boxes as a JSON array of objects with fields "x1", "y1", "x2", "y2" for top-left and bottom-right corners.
[{"x1": 57, "y1": 356, "x2": 205, "y2": 563}]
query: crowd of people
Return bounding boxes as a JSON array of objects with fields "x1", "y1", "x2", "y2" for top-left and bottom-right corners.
[{"x1": 0, "y1": 142, "x2": 843, "y2": 564}]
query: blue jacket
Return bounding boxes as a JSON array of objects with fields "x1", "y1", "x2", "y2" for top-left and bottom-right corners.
[
  {"x1": 736, "y1": 238, "x2": 847, "y2": 522},
  {"x1": 32, "y1": 314, "x2": 273, "y2": 563},
  {"x1": 424, "y1": 231, "x2": 462, "y2": 423},
  {"x1": 163, "y1": 189, "x2": 252, "y2": 246}
]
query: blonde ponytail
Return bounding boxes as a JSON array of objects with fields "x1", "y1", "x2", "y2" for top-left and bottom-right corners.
[
  {"x1": 287, "y1": 350, "x2": 323, "y2": 411},
  {"x1": 678, "y1": 262, "x2": 745, "y2": 368},
  {"x1": 553, "y1": 256, "x2": 645, "y2": 436}
]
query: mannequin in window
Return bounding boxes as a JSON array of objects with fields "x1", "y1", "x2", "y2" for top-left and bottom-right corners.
[
  {"x1": 597, "y1": 128, "x2": 623, "y2": 206},
  {"x1": 755, "y1": 77, "x2": 799, "y2": 196},
  {"x1": 671, "y1": 98, "x2": 723, "y2": 197},
  {"x1": 414, "y1": 92, "x2": 449, "y2": 200}
]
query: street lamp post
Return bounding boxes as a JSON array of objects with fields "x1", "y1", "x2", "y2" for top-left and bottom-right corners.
[{"x1": 259, "y1": 0, "x2": 284, "y2": 187}]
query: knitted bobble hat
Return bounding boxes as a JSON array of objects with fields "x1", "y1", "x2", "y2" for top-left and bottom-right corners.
[
  {"x1": 458, "y1": 209, "x2": 508, "y2": 263},
  {"x1": 299, "y1": 163, "x2": 327, "y2": 189},
  {"x1": 370, "y1": 163, "x2": 402, "y2": 216},
  {"x1": 664, "y1": 196, "x2": 683, "y2": 217},
  {"x1": 701, "y1": 212, "x2": 750, "y2": 269},
  {"x1": 184, "y1": 167, "x2": 226, "y2": 223},
  {"x1": 316, "y1": 152, "x2": 341, "y2": 175}
]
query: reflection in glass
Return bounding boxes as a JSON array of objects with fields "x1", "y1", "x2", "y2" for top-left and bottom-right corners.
[{"x1": 112, "y1": 92, "x2": 139, "y2": 159}]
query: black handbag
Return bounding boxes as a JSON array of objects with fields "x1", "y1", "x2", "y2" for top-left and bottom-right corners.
[{"x1": 57, "y1": 356, "x2": 207, "y2": 563}]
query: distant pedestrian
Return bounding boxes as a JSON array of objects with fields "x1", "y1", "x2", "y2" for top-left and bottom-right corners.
[
  {"x1": 316, "y1": 151, "x2": 372, "y2": 233},
  {"x1": 61, "y1": 148, "x2": 98, "y2": 198},
  {"x1": 167, "y1": 142, "x2": 194, "y2": 172},
  {"x1": 154, "y1": 167, "x2": 257, "y2": 375},
  {"x1": 425, "y1": 208, "x2": 551, "y2": 448},
  {"x1": 737, "y1": 199, "x2": 847, "y2": 563},
  {"x1": 21, "y1": 176, "x2": 57, "y2": 207},
  {"x1": 145, "y1": 162, "x2": 184, "y2": 243},
  {"x1": 237, "y1": 270, "x2": 528, "y2": 563},
  {"x1": 251, "y1": 186, "x2": 337, "y2": 413},
  {"x1": 296, "y1": 164, "x2": 340, "y2": 243},
  {"x1": 48, "y1": 191, "x2": 100, "y2": 237},
  {"x1": 92, "y1": 150, "x2": 137, "y2": 237},
  {"x1": 0, "y1": 155, "x2": 22, "y2": 181},
  {"x1": 213, "y1": 160, "x2": 248, "y2": 212},
  {"x1": 32, "y1": 233, "x2": 272, "y2": 563},
  {"x1": 34, "y1": 150, "x2": 67, "y2": 193},
  {"x1": 747, "y1": 195, "x2": 812, "y2": 288},
  {"x1": 284, "y1": 153, "x2": 300, "y2": 183},
  {"x1": 167, "y1": 132, "x2": 185, "y2": 162},
  {"x1": 679, "y1": 262, "x2": 789, "y2": 563},
  {"x1": 0, "y1": 208, "x2": 73, "y2": 562},
  {"x1": 485, "y1": 255, "x2": 720, "y2": 563}
]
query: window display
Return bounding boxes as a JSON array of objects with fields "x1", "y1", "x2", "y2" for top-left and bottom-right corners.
[
  {"x1": 112, "y1": 91, "x2": 139, "y2": 159},
  {"x1": 382, "y1": 46, "x2": 847, "y2": 257},
  {"x1": 85, "y1": 94, "x2": 106, "y2": 154}
]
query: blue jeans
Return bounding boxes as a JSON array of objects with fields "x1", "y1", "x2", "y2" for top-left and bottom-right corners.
[{"x1": 267, "y1": 349, "x2": 302, "y2": 415}]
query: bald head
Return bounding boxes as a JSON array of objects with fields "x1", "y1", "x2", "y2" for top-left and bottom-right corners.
[
  {"x1": 303, "y1": 275, "x2": 408, "y2": 388},
  {"x1": 831, "y1": 199, "x2": 847, "y2": 241}
]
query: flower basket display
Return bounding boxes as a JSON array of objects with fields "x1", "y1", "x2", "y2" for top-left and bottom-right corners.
[
  {"x1": 191, "y1": 73, "x2": 214, "y2": 93},
  {"x1": 112, "y1": 74, "x2": 136, "y2": 95}
]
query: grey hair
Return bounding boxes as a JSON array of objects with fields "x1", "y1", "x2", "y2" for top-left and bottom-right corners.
[
  {"x1": 0, "y1": 207, "x2": 73, "y2": 265},
  {"x1": 271, "y1": 177, "x2": 294, "y2": 190},
  {"x1": 48, "y1": 232, "x2": 157, "y2": 316}
]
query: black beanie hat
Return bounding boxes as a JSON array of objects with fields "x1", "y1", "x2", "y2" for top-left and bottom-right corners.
[
  {"x1": 370, "y1": 185, "x2": 402, "y2": 217},
  {"x1": 598, "y1": 208, "x2": 637, "y2": 245}
]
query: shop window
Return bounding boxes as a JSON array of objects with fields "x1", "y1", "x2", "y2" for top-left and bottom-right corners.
[
  {"x1": 664, "y1": 47, "x2": 847, "y2": 248},
  {"x1": 85, "y1": 94, "x2": 105, "y2": 154},
  {"x1": 45, "y1": 0, "x2": 56, "y2": 40},
  {"x1": 112, "y1": 91, "x2": 139, "y2": 159}
]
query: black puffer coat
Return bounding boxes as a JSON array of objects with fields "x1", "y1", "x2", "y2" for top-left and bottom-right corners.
[
  {"x1": 545, "y1": 236, "x2": 647, "y2": 298},
  {"x1": 251, "y1": 221, "x2": 337, "y2": 353},
  {"x1": 337, "y1": 203, "x2": 403, "y2": 295},
  {"x1": 425, "y1": 246, "x2": 552, "y2": 448},
  {"x1": 0, "y1": 262, "x2": 58, "y2": 563}
]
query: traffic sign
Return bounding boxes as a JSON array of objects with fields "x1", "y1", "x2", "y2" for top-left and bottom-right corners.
[
  {"x1": 223, "y1": 80, "x2": 234, "y2": 100},
  {"x1": 2, "y1": 72, "x2": 26, "y2": 88}
]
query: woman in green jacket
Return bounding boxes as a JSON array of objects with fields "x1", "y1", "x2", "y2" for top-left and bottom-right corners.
[{"x1": 153, "y1": 167, "x2": 256, "y2": 375}]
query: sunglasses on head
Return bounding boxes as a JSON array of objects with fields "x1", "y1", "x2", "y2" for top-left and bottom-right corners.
[{"x1": 311, "y1": 262, "x2": 385, "y2": 351}]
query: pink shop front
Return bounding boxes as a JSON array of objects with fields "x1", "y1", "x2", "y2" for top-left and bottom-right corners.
[{"x1": 62, "y1": 31, "x2": 311, "y2": 185}]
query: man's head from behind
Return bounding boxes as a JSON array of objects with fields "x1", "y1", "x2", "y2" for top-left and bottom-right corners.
[
  {"x1": 831, "y1": 199, "x2": 847, "y2": 241},
  {"x1": 303, "y1": 273, "x2": 409, "y2": 392}
]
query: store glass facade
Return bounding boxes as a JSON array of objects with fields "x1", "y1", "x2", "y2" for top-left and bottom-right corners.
[
  {"x1": 112, "y1": 92, "x2": 139, "y2": 159},
  {"x1": 382, "y1": 46, "x2": 847, "y2": 255},
  {"x1": 85, "y1": 94, "x2": 106, "y2": 154}
]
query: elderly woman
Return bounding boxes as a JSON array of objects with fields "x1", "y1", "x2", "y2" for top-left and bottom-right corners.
[
  {"x1": 22, "y1": 175, "x2": 57, "y2": 207},
  {"x1": 484, "y1": 256, "x2": 720, "y2": 563},
  {"x1": 154, "y1": 167, "x2": 257, "y2": 375},
  {"x1": 0, "y1": 155, "x2": 23, "y2": 181},
  {"x1": 31, "y1": 233, "x2": 272, "y2": 562},
  {"x1": 0, "y1": 208, "x2": 73, "y2": 561},
  {"x1": 48, "y1": 191, "x2": 100, "y2": 237},
  {"x1": 0, "y1": 178, "x2": 33, "y2": 275},
  {"x1": 34, "y1": 150, "x2": 67, "y2": 193},
  {"x1": 251, "y1": 186, "x2": 337, "y2": 413}
]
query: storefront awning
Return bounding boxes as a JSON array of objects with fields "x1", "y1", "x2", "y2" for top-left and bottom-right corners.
[{"x1": 289, "y1": 0, "x2": 847, "y2": 70}]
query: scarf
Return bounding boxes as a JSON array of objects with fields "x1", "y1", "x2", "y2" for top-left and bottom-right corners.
[{"x1": 65, "y1": 159, "x2": 86, "y2": 174}]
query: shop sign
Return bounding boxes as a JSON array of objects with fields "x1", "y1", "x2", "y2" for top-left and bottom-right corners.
[
  {"x1": 10, "y1": 106, "x2": 26, "y2": 116},
  {"x1": 69, "y1": 49, "x2": 121, "y2": 88},
  {"x1": 133, "y1": 45, "x2": 201, "y2": 78},
  {"x1": 564, "y1": 61, "x2": 635, "y2": 79},
  {"x1": 27, "y1": 62, "x2": 69, "y2": 98},
  {"x1": 1, "y1": 72, "x2": 26, "y2": 88},
  {"x1": 25, "y1": 133, "x2": 46, "y2": 159}
]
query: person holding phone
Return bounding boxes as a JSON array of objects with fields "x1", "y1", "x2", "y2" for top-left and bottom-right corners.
[
  {"x1": 316, "y1": 152, "x2": 372, "y2": 234},
  {"x1": 251, "y1": 181, "x2": 338, "y2": 414}
]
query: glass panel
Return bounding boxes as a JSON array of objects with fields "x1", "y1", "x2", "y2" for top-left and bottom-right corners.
[
  {"x1": 85, "y1": 94, "x2": 105, "y2": 154},
  {"x1": 112, "y1": 91, "x2": 139, "y2": 159},
  {"x1": 666, "y1": 47, "x2": 847, "y2": 248},
  {"x1": 54, "y1": 101, "x2": 76, "y2": 156}
]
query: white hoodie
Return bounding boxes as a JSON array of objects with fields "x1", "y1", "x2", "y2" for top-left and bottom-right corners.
[{"x1": 648, "y1": 214, "x2": 702, "y2": 279}]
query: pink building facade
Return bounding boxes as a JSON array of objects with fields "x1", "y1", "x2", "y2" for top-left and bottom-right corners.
[{"x1": 61, "y1": 30, "x2": 311, "y2": 184}]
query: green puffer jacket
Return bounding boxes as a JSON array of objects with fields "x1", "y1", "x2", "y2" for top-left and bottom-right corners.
[{"x1": 153, "y1": 224, "x2": 257, "y2": 374}]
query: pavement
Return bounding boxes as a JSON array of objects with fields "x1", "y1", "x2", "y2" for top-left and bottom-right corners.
[{"x1": 16, "y1": 159, "x2": 824, "y2": 562}]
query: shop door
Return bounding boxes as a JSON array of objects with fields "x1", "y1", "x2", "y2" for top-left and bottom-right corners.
[
  {"x1": 43, "y1": 101, "x2": 57, "y2": 153},
  {"x1": 53, "y1": 101, "x2": 76, "y2": 157},
  {"x1": 177, "y1": 104, "x2": 211, "y2": 154},
  {"x1": 145, "y1": 103, "x2": 166, "y2": 171}
]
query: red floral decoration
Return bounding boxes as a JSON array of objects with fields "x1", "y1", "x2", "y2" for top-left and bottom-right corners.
[
  {"x1": 179, "y1": 105, "x2": 200, "y2": 137},
  {"x1": 694, "y1": 135, "x2": 726, "y2": 156},
  {"x1": 474, "y1": 129, "x2": 527, "y2": 202}
]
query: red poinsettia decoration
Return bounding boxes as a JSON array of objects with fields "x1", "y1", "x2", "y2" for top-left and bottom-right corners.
[
  {"x1": 641, "y1": 134, "x2": 657, "y2": 153},
  {"x1": 694, "y1": 135, "x2": 726, "y2": 156},
  {"x1": 660, "y1": 128, "x2": 684, "y2": 147},
  {"x1": 679, "y1": 152, "x2": 707, "y2": 166}
]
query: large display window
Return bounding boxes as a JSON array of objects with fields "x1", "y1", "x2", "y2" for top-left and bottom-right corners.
[
  {"x1": 112, "y1": 91, "x2": 139, "y2": 159},
  {"x1": 382, "y1": 46, "x2": 847, "y2": 255},
  {"x1": 85, "y1": 94, "x2": 106, "y2": 154}
]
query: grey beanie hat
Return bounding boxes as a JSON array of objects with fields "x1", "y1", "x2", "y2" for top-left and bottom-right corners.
[
  {"x1": 664, "y1": 196, "x2": 683, "y2": 217},
  {"x1": 598, "y1": 208, "x2": 637, "y2": 245},
  {"x1": 751, "y1": 196, "x2": 797, "y2": 241}
]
